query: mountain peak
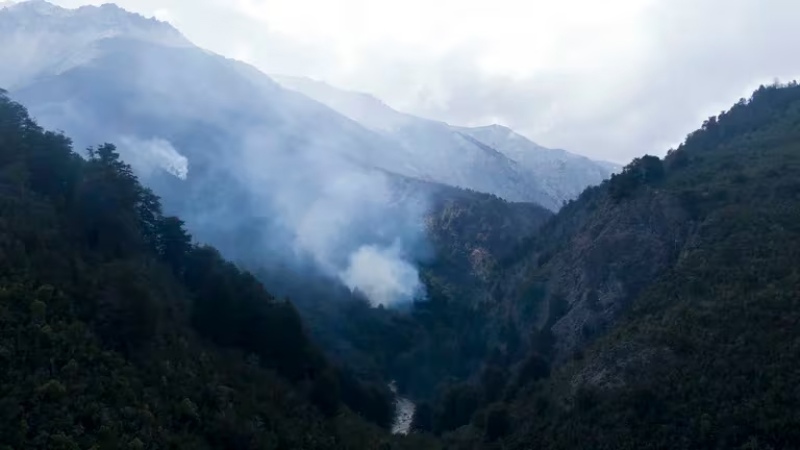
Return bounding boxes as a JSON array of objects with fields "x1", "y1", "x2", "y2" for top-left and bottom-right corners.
[
  {"x1": 470, "y1": 123, "x2": 515, "y2": 137},
  {"x1": 0, "y1": 0, "x2": 192, "y2": 90},
  {"x1": 5, "y1": 0, "x2": 62, "y2": 14},
  {"x1": 1, "y1": 1, "x2": 188, "y2": 46},
  {"x1": 482, "y1": 123, "x2": 511, "y2": 132}
]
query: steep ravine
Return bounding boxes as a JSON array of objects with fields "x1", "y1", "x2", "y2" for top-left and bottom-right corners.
[{"x1": 390, "y1": 382, "x2": 416, "y2": 435}]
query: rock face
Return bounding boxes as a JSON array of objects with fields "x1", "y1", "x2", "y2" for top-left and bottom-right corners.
[
  {"x1": 494, "y1": 186, "x2": 694, "y2": 361},
  {"x1": 476, "y1": 83, "x2": 800, "y2": 449},
  {"x1": 545, "y1": 192, "x2": 691, "y2": 359}
]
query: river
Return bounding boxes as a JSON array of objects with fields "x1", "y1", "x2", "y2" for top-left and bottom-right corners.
[{"x1": 389, "y1": 381, "x2": 416, "y2": 435}]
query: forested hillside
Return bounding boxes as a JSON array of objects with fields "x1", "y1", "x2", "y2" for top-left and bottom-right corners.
[
  {"x1": 0, "y1": 90, "x2": 438, "y2": 449},
  {"x1": 425, "y1": 82, "x2": 800, "y2": 449},
  {"x1": 252, "y1": 175, "x2": 553, "y2": 401},
  {"x1": 4, "y1": 4, "x2": 800, "y2": 446},
  {"x1": 0, "y1": 2, "x2": 562, "y2": 430}
]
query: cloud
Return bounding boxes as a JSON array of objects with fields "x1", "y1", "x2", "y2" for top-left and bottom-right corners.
[
  {"x1": 152, "y1": 8, "x2": 172, "y2": 23},
  {"x1": 225, "y1": 0, "x2": 800, "y2": 164},
  {"x1": 48, "y1": 0, "x2": 800, "y2": 164}
]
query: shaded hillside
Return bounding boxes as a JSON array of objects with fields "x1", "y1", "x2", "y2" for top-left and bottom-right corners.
[
  {"x1": 398, "y1": 180, "x2": 552, "y2": 397},
  {"x1": 250, "y1": 174, "x2": 553, "y2": 400},
  {"x1": 0, "y1": 91, "x2": 439, "y2": 449},
  {"x1": 435, "y1": 82, "x2": 800, "y2": 449},
  {"x1": 0, "y1": 2, "x2": 558, "y2": 412}
]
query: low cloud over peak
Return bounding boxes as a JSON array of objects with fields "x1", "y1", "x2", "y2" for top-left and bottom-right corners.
[{"x1": 43, "y1": 0, "x2": 800, "y2": 164}]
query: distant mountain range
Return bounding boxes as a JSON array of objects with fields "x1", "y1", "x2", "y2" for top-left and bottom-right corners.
[
  {"x1": 0, "y1": 0, "x2": 616, "y2": 212},
  {"x1": 0, "y1": 0, "x2": 610, "y2": 304},
  {"x1": 274, "y1": 75, "x2": 620, "y2": 209}
]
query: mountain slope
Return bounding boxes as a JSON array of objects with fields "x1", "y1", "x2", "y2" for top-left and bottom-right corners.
[
  {"x1": 0, "y1": 1, "x2": 559, "y2": 407},
  {"x1": 0, "y1": 0, "x2": 568, "y2": 215},
  {"x1": 0, "y1": 1, "x2": 441, "y2": 309},
  {"x1": 275, "y1": 75, "x2": 619, "y2": 209},
  {"x1": 275, "y1": 75, "x2": 556, "y2": 208},
  {"x1": 0, "y1": 90, "x2": 440, "y2": 449},
  {"x1": 457, "y1": 124, "x2": 620, "y2": 205},
  {"x1": 435, "y1": 82, "x2": 800, "y2": 448},
  {"x1": 0, "y1": 1, "x2": 191, "y2": 91},
  {"x1": 249, "y1": 174, "x2": 553, "y2": 400},
  {"x1": 0, "y1": 2, "x2": 554, "y2": 308}
]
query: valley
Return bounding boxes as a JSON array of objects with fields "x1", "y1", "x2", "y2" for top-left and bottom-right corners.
[{"x1": 1, "y1": 1, "x2": 800, "y2": 449}]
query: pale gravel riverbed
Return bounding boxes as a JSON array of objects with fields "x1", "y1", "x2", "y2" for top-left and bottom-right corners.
[{"x1": 389, "y1": 381, "x2": 416, "y2": 434}]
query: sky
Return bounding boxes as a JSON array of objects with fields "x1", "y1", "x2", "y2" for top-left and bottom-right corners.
[{"x1": 35, "y1": 0, "x2": 800, "y2": 163}]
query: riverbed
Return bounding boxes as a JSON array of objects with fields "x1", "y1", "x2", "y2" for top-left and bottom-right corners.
[{"x1": 389, "y1": 382, "x2": 416, "y2": 434}]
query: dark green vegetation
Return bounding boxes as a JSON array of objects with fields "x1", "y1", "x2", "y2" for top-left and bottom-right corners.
[
  {"x1": 420, "y1": 82, "x2": 800, "y2": 449},
  {"x1": 0, "y1": 90, "x2": 439, "y2": 449},
  {"x1": 249, "y1": 175, "x2": 552, "y2": 402},
  {"x1": 4, "y1": 69, "x2": 800, "y2": 449}
]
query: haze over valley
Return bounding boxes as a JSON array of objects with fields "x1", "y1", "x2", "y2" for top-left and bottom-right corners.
[{"x1": 1, "y1": 1, "x2": 800, "y2": 449}]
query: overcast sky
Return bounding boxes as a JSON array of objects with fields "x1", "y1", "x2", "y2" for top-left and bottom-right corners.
[{"x1": 40, "y1": 0, "x2": 800, "y2": 163}]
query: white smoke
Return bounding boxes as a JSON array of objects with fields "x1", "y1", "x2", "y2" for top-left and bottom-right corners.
[
  {"x1": 0, "y1": 2, "x2": 431, "y2": 310},
  {"x1": 340, "y1": 243, "x2": 423, "y2": 307},
  {"x1": 117, "y1": 136, "x2": 188, "y2": 180},
  {"x1": 237, "y1": 126, "x2": 429, "y2": 308}
]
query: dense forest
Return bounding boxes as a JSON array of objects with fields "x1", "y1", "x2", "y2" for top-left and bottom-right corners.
[
  {"x1": 3, "y1": 69, "x2": 800, "y2": 448},
  {"x1": 412, "y1": 82, "x2": 800, "y2": 449},
  {"x1": 246, "y1": 174, "x2": 552, "y2": 402},
  {"x1": 0, "y1": 89, "x2": 439, "y2": 449}
]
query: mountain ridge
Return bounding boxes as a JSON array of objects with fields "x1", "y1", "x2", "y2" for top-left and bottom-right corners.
[
  {"x1": 274, "y1": 75, "x2": 619, "y2": 209},
  {"x1": 0, "y1": 0, "x2": 558, "y2": 403},
  {"x1": 3, "y1": 1, "x2": 800, "y2": 449},
  {"x1": 0, "y1": 0, "x2": 190, "y2": 91},
  {"x1": 0, "y1": 90, "x2": 443, "y2": 448},
  {"x1": 422, "y1": 81, "x2": 800, "y2": 448}
]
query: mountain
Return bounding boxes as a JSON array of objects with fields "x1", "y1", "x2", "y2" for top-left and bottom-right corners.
[
  {"x1": 421, "y1": 82, "x2": 800, "y2": 448},
  {"x1": 273, "y1": 75, "x2": 558, "y2": 208},
  {"x1": 274, "y1": 75, "x2": 619, "y2": 210},
  {"x1": 457, "y1": 124, "x2": 620, "y2": 205},
  {"x1": 0, "y1": 1, "x2": 556, "y2": 305},
  {"x1": 0, "y1": 1, "x2": 191, "y2": 91},
  {"x1": 9, "y1": 2, "x2": 800, "y2": 449},
  {"x1": 0, "y1": 1, "x2": 433, "y2": 305},
  {"x1": 0, "y1": 0, "x2": 555, "y2": 404},
  {"x1": 0, "y1": 91, "x2": 440, "y2": 449},
  {"x1": 0, "y1": 0, "x2": 569, "y2": 215}
]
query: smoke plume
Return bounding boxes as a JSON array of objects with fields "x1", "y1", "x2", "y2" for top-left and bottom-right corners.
[
  {"x1": 118, "y1": 136, "x2": 189, "y2": 180},
  {"x1": 340, "y1": 243, "x2": 423, "y2": 307}
]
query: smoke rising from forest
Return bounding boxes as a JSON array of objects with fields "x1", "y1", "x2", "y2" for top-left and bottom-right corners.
[
  {"x1": 118, "y1": 136, "x2": 189, "y2": 180},
  {"x1": 0, "y1": 0, "x2": 432, "y2": 308},
  {"x1": 234, "y1": 129, "x2": 430, "y2": 307}
]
